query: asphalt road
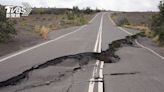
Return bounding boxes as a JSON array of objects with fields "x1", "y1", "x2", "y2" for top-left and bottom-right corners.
[{"x1": 0, "y1": 12, "x2": 164, "y2": 92}]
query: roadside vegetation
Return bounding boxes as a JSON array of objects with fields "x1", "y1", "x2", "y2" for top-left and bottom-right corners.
[
  {"x1": 0, "y1": 5, "x2": 16, "y2": 42},
  {"x1": 151, "y1": 0, "x2": 164, "y2": 45},
  {"x1": 0, "y1": 5, "x2": 100, "y2": 56},
  {"x1": 11, "y1": 6, "x2": 99, "y2": 40},
  {"x1": 0, "y1": 6, "x2": 100, "y2": 42},
  {"x1": 111, "y1": 1, "x2": 164, "y2": 46},
  {"x1": 34, "y1": 25, "x2": 50, "y2": 40}
]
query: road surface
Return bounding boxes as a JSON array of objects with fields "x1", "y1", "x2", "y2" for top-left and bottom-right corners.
[{"x1": 0, "y1": 12, "x2": 164, "y2": 92}]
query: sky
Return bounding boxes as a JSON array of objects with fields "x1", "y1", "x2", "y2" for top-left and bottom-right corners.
[{"x1": 0, "y1": 0, "x2": 161, "y2": 11}]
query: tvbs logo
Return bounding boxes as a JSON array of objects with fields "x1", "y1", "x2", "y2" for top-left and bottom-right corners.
[{"x1": 5, "y1": 3, "x2": 32, "y2": 18}]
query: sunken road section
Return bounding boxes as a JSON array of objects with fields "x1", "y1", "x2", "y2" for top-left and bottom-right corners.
[{"x1": 0, "y1": 32, "x2": 144, "y2": 88}]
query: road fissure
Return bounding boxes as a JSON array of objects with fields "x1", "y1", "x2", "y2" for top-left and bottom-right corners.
[{"x1": 108, "y1": 13, "x2": 164, "y2": 60}]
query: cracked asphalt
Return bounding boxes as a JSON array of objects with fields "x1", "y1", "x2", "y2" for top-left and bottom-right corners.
[{"x1": 0, "y1": 12, "x2": 164, "y2": 92}]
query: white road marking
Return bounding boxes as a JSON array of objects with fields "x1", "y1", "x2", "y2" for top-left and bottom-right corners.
[
  {"x1": 135, "y1": 40, "x2": 164, "y2": 60},
  {"x1": 99, "y1": 61, "x2": 104, "y2": 79},
  {"x1": 88, "y1": 13, "x2": 105, "y2": 92},
  {"x1": 98, "y1": 14, "x2": 103, "y2": 53},
  {"x1": 89, "y1": 13, "x2": 100, "y2": 23},
  {"x1": 0, "y1": 25, "x2": 87, "y2": 63},
  {"x1": 88, "y1": 66, "x2": 96, "y2": 92},
  {"x1": 108, "y1": 13, "x2": 164, "y2": 60},
  {"x1": 88, "y1": 26, "x2": 100, "y2": 92},
  {"x1": 118, "y1": 27, "x2": 133, "y2": 35},
  {"x1": 94, "y1": 27, "x2": 100, "y2": 52},
  {"x1": 0, "y1": 12, "x2": 101, "y2": 63},
  {"x1": 118, "y1": 25, "x2": 164, "y2": 60},
  {"x1": 108, "y1": 15, "x2": 116, "y2": 26},
  {"x1": 98, "y1": 81, "x2": 103, "y2": 92},
  {"x1": 98, "y1": 63, "x2": 104, "y2": 92},
  {"x1": 98, "y1": 61, "x2": 104, "y2": 92},
  {"x1": 98, "y1": 14, "x2": 104, "y2": 92}
]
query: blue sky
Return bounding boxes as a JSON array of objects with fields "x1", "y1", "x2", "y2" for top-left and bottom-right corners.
[{"x1": 0, "y1": 0, "x2": 161, "y2": 11}]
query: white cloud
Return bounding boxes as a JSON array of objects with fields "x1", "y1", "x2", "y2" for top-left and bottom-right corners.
[
  {"x1": 104, "y1": 0, "x2": 160, "y2": 11},
  {"x1": 0, "y1": 0, "x2": 161, "y2": 11}
]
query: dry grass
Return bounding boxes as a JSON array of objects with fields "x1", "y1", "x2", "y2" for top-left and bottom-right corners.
[
  {"x1": 152, "y1": 35, "x2": 160, "y2": 44},
  {"x1": 34, "y1": 25, "x2": 50, "y2": 40},
  {"x1": 112, "y1": 12, "x2": 163, "y2": 45},
  {"x1": 12, "y1": 14, "x2": 94, "y2": 40},
  {"x1": 123, "y1": 24, "x2": 163, "y2": 45},
  {"x1": 124, "y1": 25, "x2": 152, "y2": 36}
]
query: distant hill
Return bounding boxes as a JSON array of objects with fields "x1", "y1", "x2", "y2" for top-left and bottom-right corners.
[
  {"x1": 112, "y1": 12, "x2": 158, "y2": 26},
  {"x1": 31, "y1": 8, "x2": 72, "y2": 15}
]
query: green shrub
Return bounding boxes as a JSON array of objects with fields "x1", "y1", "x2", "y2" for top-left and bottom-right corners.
[
  {"x1": 65, "y1": 11, "x2": 75, "y2": 20},
  {"x1": 0, "y1": 5, "x2": 16, "y2": 42},
  {"x1": 151, "y1": 1, "x2": 164, "y2": 45},
  {"x1": 83, "y1": 7, "x2": 93, "y2": 14}
]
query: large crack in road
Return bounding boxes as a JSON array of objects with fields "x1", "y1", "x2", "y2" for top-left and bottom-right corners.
[{"x1": 0, "y1": 32, "x2": 144, "y2": 92}]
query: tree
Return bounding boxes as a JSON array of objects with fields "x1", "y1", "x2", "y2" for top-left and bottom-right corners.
[
  {"x1": 84, "y1": 7, "x2": 93, "y2": 14},
  {"x1": 73, "y1": 6, "x2": 80, "y2": 14},
  {"x1": 96, "y1": 8, "x2": 101, "y2": 12},
  {"x1": 0, "y1": 5, "x2": 16, "y2": 42},
  {"x1": 151, "y1": 0, "x2": 164, "y2": 44}
]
